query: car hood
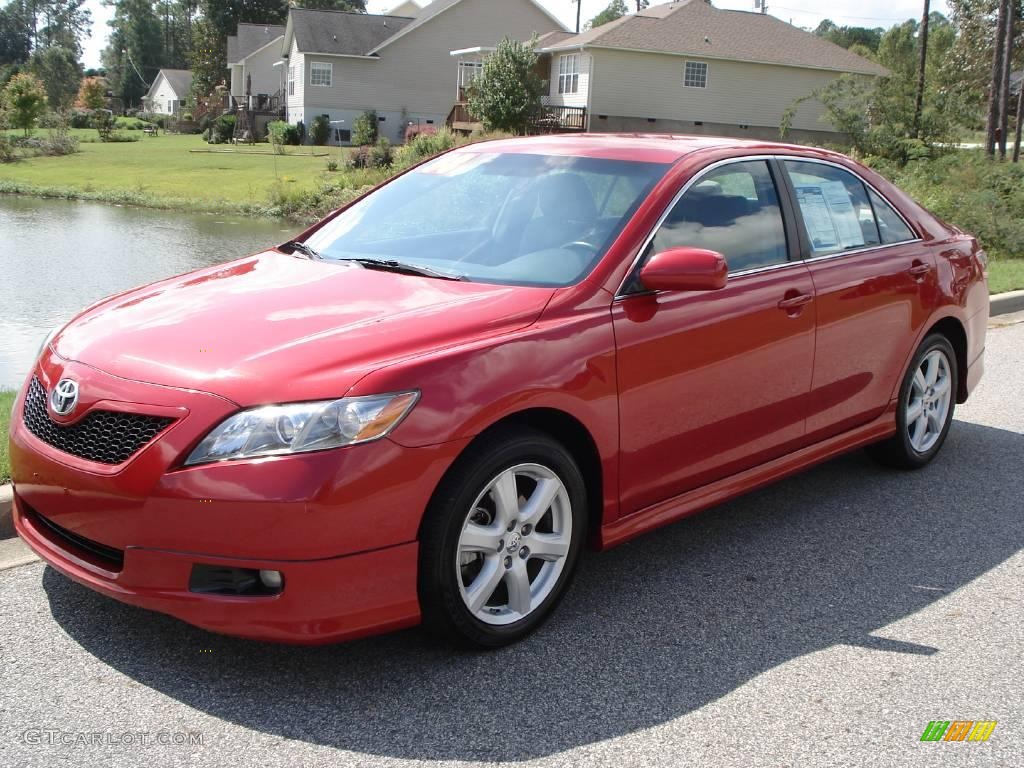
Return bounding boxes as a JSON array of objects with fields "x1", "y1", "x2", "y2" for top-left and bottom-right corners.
[{"x1": 52, "y1": 252, "x2": 555, "y2": 406}]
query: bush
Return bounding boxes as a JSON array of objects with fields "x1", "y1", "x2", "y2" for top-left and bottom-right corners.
[
  {"x1": 181, "y1": 112, "x2": 193, "y2": 122},
  {"x1": 310, "y1": 114, "x2": 330, "y2": 146},
  {"x1": 208, "y1": 114, "x2": 235, "y2": 144},
  {"x1": 296, "y1": 120, "x2": 306, "y2": 145},
  {"x1": 268, "y1": 120, "x2": 302, "y2": 150},
  {"x1": 393, "y1": 127, "x2": 457, "y2": 170},
  {"x1": 352, "y1": 110, "x2": 378, "y2": 146},
  {"x1": 103, "y1": 132, "x2": 140, "y2": 143},
  {"x1": 326, "y1": 158, "x2": 339, "y2": 172},
  {"x1": 404, "y1": 123, "x2": 437, "y2": 143},
  {"x1": 0, "y1": 135, "x2": 17, "y2": 163},
  {"x1": 69, "y1": 110, "x2": 90, "y2": 128}
]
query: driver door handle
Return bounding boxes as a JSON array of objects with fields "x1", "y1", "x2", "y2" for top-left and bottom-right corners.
[{"x1": 777, "y1": 293, "x2": 813, "y2": 310}]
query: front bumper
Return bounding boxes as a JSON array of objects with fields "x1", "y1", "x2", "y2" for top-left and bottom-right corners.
[
  {"x1": 14, "y1": 493, "x2": 420, "y2": 644},
  {"x1": 9, "y1": 352, "x2": 471, "y2": 643}
]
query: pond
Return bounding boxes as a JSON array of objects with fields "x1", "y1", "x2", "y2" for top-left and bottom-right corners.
[{"x1": 0, "y1": 196, "x2": 297, "y2": 390}]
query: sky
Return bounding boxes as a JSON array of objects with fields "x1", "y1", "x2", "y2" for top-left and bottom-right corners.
[{"x1": 79, "y1": 0, "x2": 951, "y2": 69}]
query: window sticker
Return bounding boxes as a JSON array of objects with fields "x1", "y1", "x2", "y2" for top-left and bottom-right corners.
[{"x1": 794, "y1": 182, "x2": 866, "y2": 252}]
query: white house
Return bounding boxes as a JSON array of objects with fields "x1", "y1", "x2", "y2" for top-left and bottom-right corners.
[
  {"x1": 388, "y1": 0, "x2": 424, "y2": 15},
  {"x1": 143, "y1": 69, "x2": 193, "y2": 116},
  {"x1": 227, "y1": 23, "x2": 287, "y2": 109},
  {"x1": 281, "y1": 0, "x2": 565, "y2": 144},
  {"x1": 457, "y1": 0, "x2": 889, "y2": 142}
]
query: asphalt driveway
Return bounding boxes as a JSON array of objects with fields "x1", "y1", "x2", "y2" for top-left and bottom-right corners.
[{"x1": 1, "y1": 320, "x2": 1021, "y2": 768}]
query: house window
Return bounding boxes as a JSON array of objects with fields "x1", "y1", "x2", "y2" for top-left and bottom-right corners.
[
  {"x1": 458, "y1": 60, "x2": 483, "y2": 89},
  {"x1": 558, "y1": 54, "x2": 579, "y2": 95},
  {"x1": 288, "y1": 65, "x2": 295, "y2": 96},
  {"x1": 684, "y1": 61, "x2": 708, "y2": 88},
  {"x1": 310, "y1": 62, "x2": 332, "y2": 87}
]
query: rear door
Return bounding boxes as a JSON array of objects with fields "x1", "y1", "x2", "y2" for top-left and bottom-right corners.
[
  {"x1": 779, "y1": 159, "x2": 938, "y2": 441},
  {"x1": 612, "y1": 158, "x2": 816, "y2": 515}
]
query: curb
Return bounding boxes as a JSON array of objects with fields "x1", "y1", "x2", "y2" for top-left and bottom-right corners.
[
  {"x1": 991, "y1": 289, "x2": 1024, "y2": 317},
  {"x1": 0, "y1": 484, "x2": 12, "y2": 540}
]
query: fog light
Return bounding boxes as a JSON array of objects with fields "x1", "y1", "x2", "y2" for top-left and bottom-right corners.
[{"x1": 259, "y1": 569, "x2": 283, "y2": 590}]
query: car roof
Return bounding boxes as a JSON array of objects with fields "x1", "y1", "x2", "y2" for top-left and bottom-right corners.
[{"x1": 456, "y1": 132, "x2": 847, "y2": 165}]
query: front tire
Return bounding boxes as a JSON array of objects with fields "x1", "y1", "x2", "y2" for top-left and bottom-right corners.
[
  {"x1": 868, "y1": 333, "x2": 957, "y2": 469},
  {"x1": 418, "y1": 426, "x2": 586, "y2": 649}
]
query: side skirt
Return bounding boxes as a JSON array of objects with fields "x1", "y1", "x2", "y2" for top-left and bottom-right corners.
[{"x1": 599, "y1": 402, "x2": 898, "y2": 550}]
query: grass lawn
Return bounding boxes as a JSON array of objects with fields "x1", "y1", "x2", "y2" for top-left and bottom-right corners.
[
  {"x1": 0, "y1": 133, "x2": 349, "y2": 214},
  {"x1": 988, "y1": 259, "x2": 1024, "y2": 295},
  {"x1": 0, "y1": 389, "x2": 14, "y2": 484}
]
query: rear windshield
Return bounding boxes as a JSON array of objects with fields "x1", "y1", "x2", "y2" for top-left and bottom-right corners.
[{"x1": 305, "y1": 152, "x2": 669, "y2": 287}]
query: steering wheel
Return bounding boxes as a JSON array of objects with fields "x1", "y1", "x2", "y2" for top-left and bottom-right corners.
[{"x1": 560, "y1": 240, "x2": 600, "y2": 255}]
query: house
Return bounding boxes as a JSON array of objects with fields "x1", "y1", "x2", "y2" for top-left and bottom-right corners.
[
  {"x1": 143, "y1": 69, "x2": 193, "y2": 116},
  {"x1": 454, "y1": 0, "x2": 888, "y2": 142},
  {"x1": 281, "y1": 0, "x2": 565, "y2": 145},
  {"x1": 388, "y1": 0, "x2": 424, "y2": 15},
  {"x1": 227, "y1": 23, "x2": 287, "y2": 109}
]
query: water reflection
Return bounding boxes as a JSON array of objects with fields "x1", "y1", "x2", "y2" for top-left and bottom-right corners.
[{"x1": 0, "y1": 196, "x2": 295, "y2": 389}]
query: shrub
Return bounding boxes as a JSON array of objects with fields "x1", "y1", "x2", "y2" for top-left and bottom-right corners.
[
  {"x1": 393, "y1": 127, "x2": 457, "y2": 170},
  {"x1": 347, "y1": 145, "x2": 372, "y2": 169},
  {"x1": 404, "y1": 122, "x2": 437, "y2": 142},
  {"x1": 0, "y1": 135, "x2": 17, "y2": 163},
  {"x1": 310, "y1": 114, "x2": 330, "y2": 146},
  {"x1": 352, "y1": 110, "x2": 378, "y2": 146},
  {"x1": 68, "y1": 109, "x2": 90, "y2": 128},
  {"x1": 326, "y1": 158, "x2": 339, "y2": 172},
  {"x1": 181, "y1": 112, "x2": 193, "y2": 121},
  {"x1": 208, "y1": 114, "x2": 235, "y2": 144},
  {"x1": 370, "y1": 136, "x2": 393, "y2": 168},
  {"x1": 268, "y1": 120, "x2": 302, "y2": 151},
  {"x1": 296, "y1": 120, "x2": 306, "y2": 145},
  {"x1": 103, "y1": 132, "x2": 140, "y2": 143},
  {"x1": 92, "y1": 110, "x2": 115, "y2": 141}
]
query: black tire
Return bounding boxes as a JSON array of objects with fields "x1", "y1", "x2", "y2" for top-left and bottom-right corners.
[
  {"x1": 868, "y1": 333, "x2": 958, "y2": 470},
  {"x1": 418, "y1": 426, "x2": 586, "y2": 649}
]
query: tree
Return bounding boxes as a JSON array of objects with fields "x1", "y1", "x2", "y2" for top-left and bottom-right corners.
[
  {"x1": 985, "y1": 0, "x2": 1010, "y2": 156},
  {"x1": 814, "y1": 19, "x2": 884, "y2": 52},
  {"x1": 0, "y1": 2, "x2": 32, "y2": 64},
  {"x1": 103, "y1": 0, "x2": 163, "y2": 110},
  {"x1": 28, "y1": 44, "x2": 81, "y2": 110},
  {"x1": 1, "y1": 71, "x2": 47, "y2": 133},
  {"x1": 590, "y1": 0, "x2": 628, "y2": 29},
  {"x1": 77, "y1": 74, "x2": 106, "y2": 109},
  {"x1": 467, "y1": 36, "x2": 544, "y2": 134}
]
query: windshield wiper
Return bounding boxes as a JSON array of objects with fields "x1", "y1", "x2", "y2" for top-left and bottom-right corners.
[
  {"x1": 346, "y1": 258, "x2": 466, "y2": 281},
  {"x1": 282, "y1": 240, "x2": 322, "y2": 260}
]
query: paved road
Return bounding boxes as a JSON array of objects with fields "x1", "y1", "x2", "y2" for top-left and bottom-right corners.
[{"x1": 2, "y1": 323, "x2": 1022, "y2": 768}]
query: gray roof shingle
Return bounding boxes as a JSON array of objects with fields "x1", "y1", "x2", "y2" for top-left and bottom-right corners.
[
  {"x1": 159, "y1": 69, "x2": 193, "y2": 96},
  {"x1": 290, "y1": 9, "x2": 414, "y2": 56},
  {"x1": 541, "y1": 0, "x2": 888, "y2": 77},
  {"x1": 227, "y1": 23, "x2": 286, "y2": 63}
]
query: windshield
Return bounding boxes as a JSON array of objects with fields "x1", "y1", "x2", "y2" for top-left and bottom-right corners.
[{"x1": 304, "y1": 151, "x2": 669, "y2": 287}]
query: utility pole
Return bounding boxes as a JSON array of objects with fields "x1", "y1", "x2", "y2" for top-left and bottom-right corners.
[
  {"x1": 986, "y1": 0, "x2": 1010, "y2": 158},
  {"x1": 575, "y1": 0, "x2": 582, "y2": 34},
  {"x1": 998, "y1": 1, "x2": 1014, "y2": 159},
  {"x1": 912, "y1": 0, "x2": 929, "y2": 139}
]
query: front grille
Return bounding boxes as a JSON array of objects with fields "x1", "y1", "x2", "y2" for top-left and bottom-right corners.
[
  {"x1": 23, "y1": 377, "x2": 174, "y2": 465},
  {"x1": 27, "y1": 506, "x2": 125, "y2": 570}
]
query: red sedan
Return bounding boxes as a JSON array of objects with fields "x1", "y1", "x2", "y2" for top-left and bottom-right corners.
[{"x1": 9, "y1": 135, "x2": 988, "y2": 648}]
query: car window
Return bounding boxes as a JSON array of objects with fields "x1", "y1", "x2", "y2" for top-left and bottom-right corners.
[
  {"x1": 305, "y1": 152, "x2": 668, "y2": 288},
  {"x1": 646, "y1": 160, "x2": 789, "y2": 273},
  {"x1": 784, "y1": 161, "x2": 882, "y2": 256},
  {"x1": 868, "y1": 188, "x2": 917, "y2": 244}
]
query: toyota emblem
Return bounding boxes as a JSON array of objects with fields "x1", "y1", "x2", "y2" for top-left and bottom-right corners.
[{"x1": 50, "y1": 379, "x2": 79, "y2": 416}]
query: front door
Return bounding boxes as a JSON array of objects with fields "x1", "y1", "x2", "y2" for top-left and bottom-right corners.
[{"x1": 612, "y1": 159, "x2": 816, "y2": 515}]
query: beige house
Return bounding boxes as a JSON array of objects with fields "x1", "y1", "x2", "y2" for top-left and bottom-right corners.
[
  {"x1": 143, "y1": 69, "x2": 192, "y2": 116},
  {"x1": 281, "y1": 0, "x2": 565, "y2": 145},
  {"x1": 517, "y1": 0, "x2": 888, "y2": 142},
  {"x1": 227, "y1": 24, "x2": 287, "y2": 110}
]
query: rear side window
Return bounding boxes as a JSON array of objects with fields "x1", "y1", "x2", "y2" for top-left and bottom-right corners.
[
  {"x1": 784, "y1": 161, "x2": 881, "y2": 256},
  {"x1": 868, "y1": 188, "x2": 916, "y2": 244},
  {"x1": 648, "y1": 160, "x2": 788, "y2": 273}
]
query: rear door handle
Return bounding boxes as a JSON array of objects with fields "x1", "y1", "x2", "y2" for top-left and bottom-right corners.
[
  {"x1": 777, "y1": 293, "x2": 813, "y2": 310},
  {"x1": 908, "y1": 262, "x2": 933, "y2": 277}
]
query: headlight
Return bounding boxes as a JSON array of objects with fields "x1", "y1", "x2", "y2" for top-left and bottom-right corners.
[
  {"x1": 184, "y1": 391, "x2": 419, "y2": 466},
  {"x1": 37, "y1": 326, "x2": 60, "y2": 360}
]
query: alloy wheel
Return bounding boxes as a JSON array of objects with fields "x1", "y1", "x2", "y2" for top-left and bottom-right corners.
[{"x1": 905, "y1": 348, "x2": 952, "y2": 454}]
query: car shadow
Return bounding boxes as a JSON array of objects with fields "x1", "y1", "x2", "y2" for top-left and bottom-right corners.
[{"x1": 41, "y1": 420, "x2": 1023, "y2": 762}]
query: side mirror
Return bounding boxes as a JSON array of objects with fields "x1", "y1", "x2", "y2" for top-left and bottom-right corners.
[{"x1": 638, "y1": 247, "x2": 728, "y2": 293}]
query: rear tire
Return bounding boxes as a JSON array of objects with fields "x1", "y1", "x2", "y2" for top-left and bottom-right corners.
[
  {"x1": 868, "y1": 333, "x2": 957, "y2": 470},
  {"x1": 418, "y1": 426, "x2": 586, "y2": 649}
]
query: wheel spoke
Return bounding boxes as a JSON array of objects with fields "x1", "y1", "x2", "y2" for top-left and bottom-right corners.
[
  {"x1": 529, "y1": 531, "x2": 570, "y2": 561},
  {"x1": 907, "y1": 399, "x2": 924, "y2": 424},
  {"x1": 912, "y1": 368, "x2": 927, "y2": 396},
  {"x1": 465, "y1": 557, "x2": 504, "y2": 613},
  {"x1": 460, "y1": 522, "x2": 501, "y2": 554},
  {"x1": 933, "y1": 376, "x2": 951, "y2": 398},
  {"x1": 490, "y1": 469, "x2": 520, "y2": 529},
  {"x1": 927, "y1": 410, "x2": 942, "y2": 436},
  {"x1": 911, "y1": 413, "x2": 928, "y2": 446},
  {"x1": 519, "y1": 477, "x2": 561, "y2": 527},
  {"x1": 924, "y1": 354, "x2": 939, "y2": 386},
  {"x1": 504, "y1": 561, "x2": 532, "y2": 615}
]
